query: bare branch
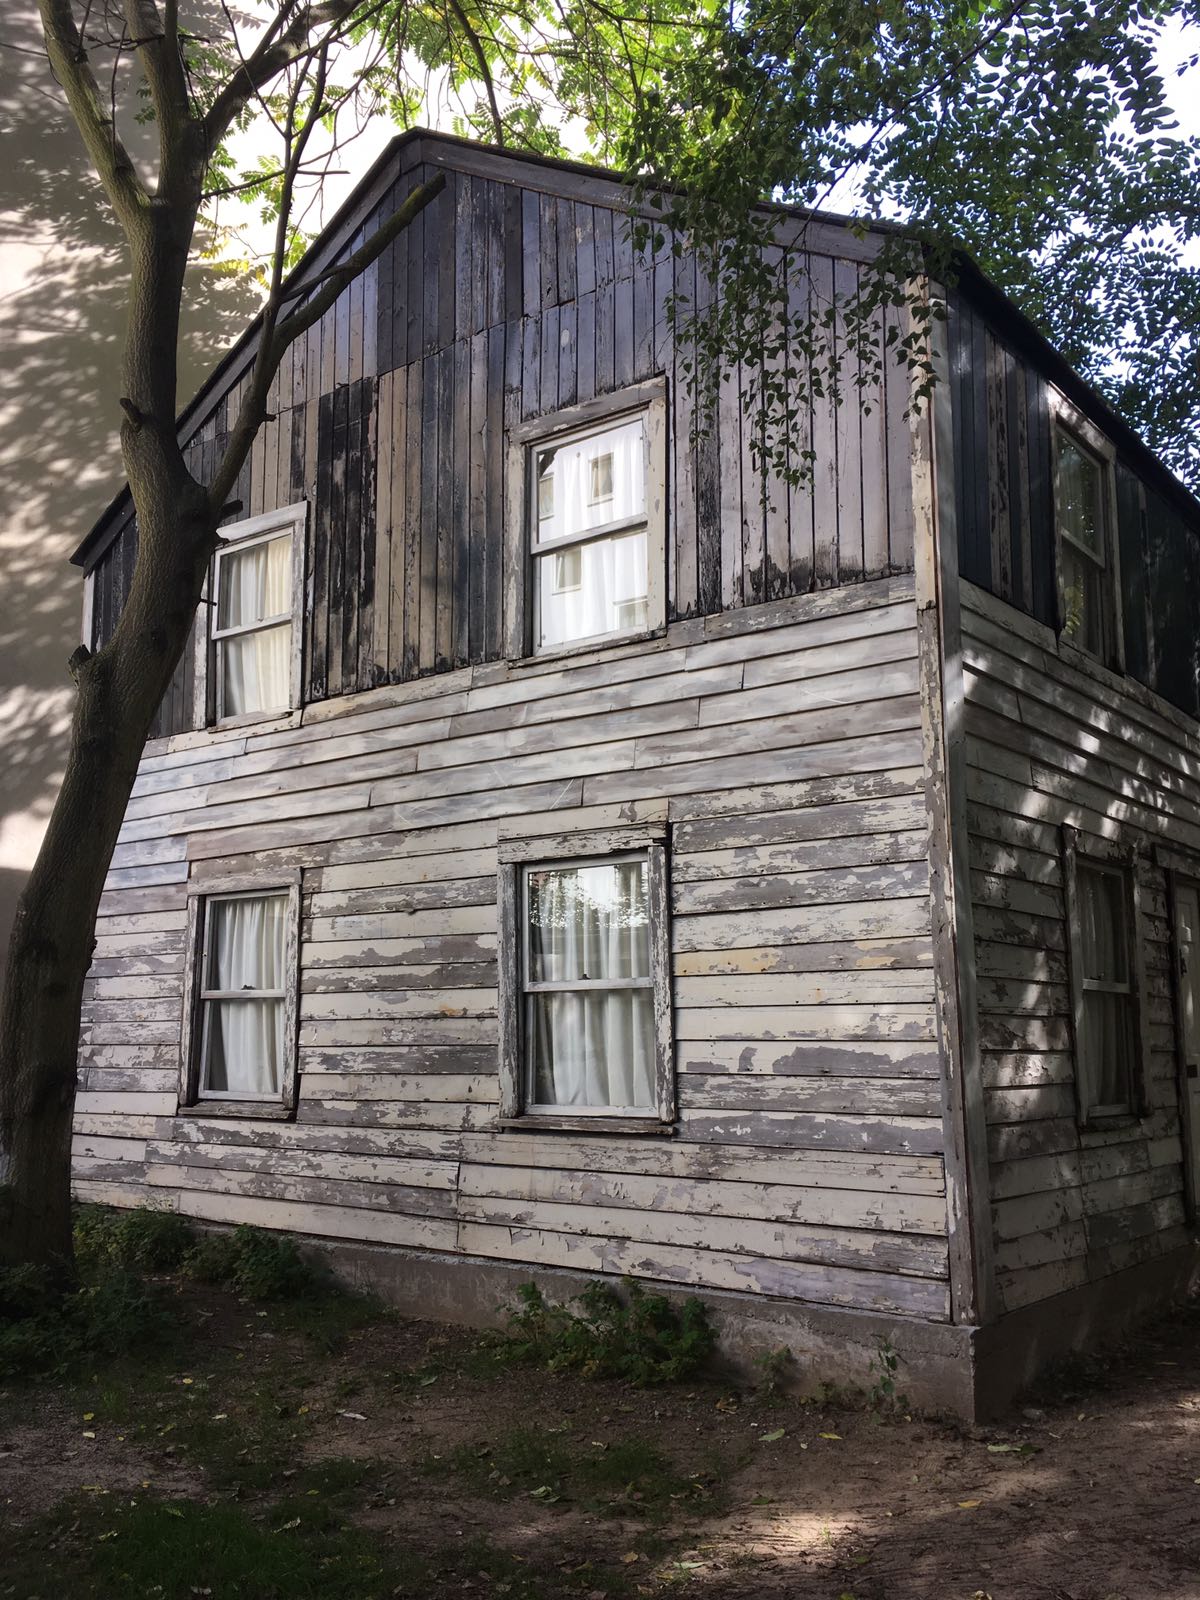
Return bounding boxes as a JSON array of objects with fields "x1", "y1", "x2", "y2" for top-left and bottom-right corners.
[
  {"x1": 446, "y1": 0, "x2": 504, "y2": 145},
  {"x1": 37, "y1": 0, "x2": 147, "y2": 225},
  {"x1": 200, "y1": 0, "x2": 358, "y2": 156},
  {"x1": 122, "y1": 0, "x2": 192, "y2": 181}
]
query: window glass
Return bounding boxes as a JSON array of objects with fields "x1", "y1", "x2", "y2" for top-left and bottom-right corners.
[
  {"x1": 534, "y1": 417, "x2": 644, "y2": 543},
  {"x1": 1057, "y1": 435, "x2": 1105, "y2": 559},
  {"x1": 536, "y1": 529, "x2": 648, "y2": 651},
  {"x1": 1077, "y1": 862, "x2": 1134, "y2": 1113},
  {"x1": 215, "y1": 534, "x2": 293, "y2": 717},
  {"x1": 1055, "y1": 429, "x2": 1112, "y2": 659},
  {"x1": 1061, "y1": 541, "x2": 1105, "y2": 657},
  {"x1": 200, "y1": 894, "x2": 287, "y2": 1098},
  {"x1": 524, "y1": 858, "x2": 655, "y2": 1112}
]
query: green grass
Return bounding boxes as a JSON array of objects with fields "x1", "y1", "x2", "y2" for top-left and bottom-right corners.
[
  {"x1": 422, "y1": 1422, "x2": 725, "y2": 1522},
  {"x1": 1, "y1": 1488, "x2": 672, "y2": 1600}
]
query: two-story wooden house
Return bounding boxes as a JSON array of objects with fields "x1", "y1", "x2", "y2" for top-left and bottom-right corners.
[{"x1": 68, "y1": 131, "x2": 1200, "y2": 1416}]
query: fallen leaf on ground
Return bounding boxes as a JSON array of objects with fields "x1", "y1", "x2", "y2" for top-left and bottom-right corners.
[
  {"x1": 957, "y1": 1500, "x2": 982, "y2": 1509},
  {"x1": 819, "y1": 1432, "x2": 841, "y2": 1441},
  {"x1": 760, "y1": 1428, "x2": 786, "y2": 1443}
]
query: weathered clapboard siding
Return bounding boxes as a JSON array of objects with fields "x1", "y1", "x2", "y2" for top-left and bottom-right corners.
[
  {"x1": 85, "y1": 134, "x2": 920, "y2": 738},
  {"x1": 948, "y1": 285, "x2": 1200, "y2": 720},
  {"x1": 960, "y1": 579, "x2": 1196, "y2": 1313},
  {"x1": 74, "y1": 581, "x2": 957, "y2": 1320}
]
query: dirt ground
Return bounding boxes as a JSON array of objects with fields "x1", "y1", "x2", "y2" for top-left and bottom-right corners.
[{"x1": 5, "y1": 1285, "x2": 1200, "y2": 1600}]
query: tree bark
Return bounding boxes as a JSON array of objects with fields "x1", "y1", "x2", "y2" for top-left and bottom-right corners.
[{"x1": 0, "y1": 203, "x2": 215, "y2": 1271}]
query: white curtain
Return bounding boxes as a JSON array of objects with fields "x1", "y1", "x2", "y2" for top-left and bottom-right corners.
[
  {"x1": 538, "y1": 530, "x2": 648, "y2": 648},
  {"x1": 536, "y1": 418, "x2": 647, "y2": 649},
  {"x1": 204, "y1": 895, "x2": 286, "y2": 1096},
  {"x1": 217, "y1": 535, "x2": 292, "y2": 715},
  {"x1": 526, "y1": 861, "x2": 655, "y2": 1110}
]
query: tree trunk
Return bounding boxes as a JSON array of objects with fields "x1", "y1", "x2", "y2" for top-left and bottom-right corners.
[{"x1": 0, "y1": 481, "x2": 217, "y2": 1269}]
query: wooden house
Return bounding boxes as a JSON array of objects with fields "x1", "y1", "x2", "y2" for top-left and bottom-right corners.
[{"x1": 69, "y1": 131, "x2": 1200, "y2": 1416}]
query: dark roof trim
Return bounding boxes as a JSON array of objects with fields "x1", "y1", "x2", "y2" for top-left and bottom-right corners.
[{"x1": 73, "y1": 128, "x2": 1199, "y2": 570}]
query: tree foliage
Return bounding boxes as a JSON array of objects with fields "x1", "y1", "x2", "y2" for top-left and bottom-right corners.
[{"x1": 620, "y1": 0, "x2": 1200, "y2": 485}]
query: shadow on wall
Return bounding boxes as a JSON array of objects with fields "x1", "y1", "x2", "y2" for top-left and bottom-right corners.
[{"x1": 0, "y1": 3, "x2": 261, "y2": 966}]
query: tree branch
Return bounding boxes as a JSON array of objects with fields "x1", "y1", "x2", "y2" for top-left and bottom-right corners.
[
  {"x1": 122, "y1": 0, "x2": 192, "y2": 182},
  {"x1": 38, "y1": 0, "x2": 147, "y2": 225},
  {"x1": 200, "y1": 0, "x2": 361, "y2": 157},
  {"x1": 446, "y1": 0, "x2": 504, "y2": 145},
  {"x1": 208, "y1": 172, "x2": 447, "y2": 510}
]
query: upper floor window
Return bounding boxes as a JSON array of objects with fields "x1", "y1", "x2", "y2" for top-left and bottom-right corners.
[
  {"x1": 201, "y1": 503, "x2": 306, "y2": 725},
  {"x1": 497, "y1": 829, "x2": 674, "y2": 1130},
  {"x1": 508, "y1": 384, "x2": 667, "y2": 660},
  {"x1": 1052, "y1": 408, "x2": 1121, "y2": 669}
]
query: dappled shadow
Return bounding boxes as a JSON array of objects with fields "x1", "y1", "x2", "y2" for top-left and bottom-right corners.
[{"x1": 0, "y1": 1, "x2": 259, "y2": 959}]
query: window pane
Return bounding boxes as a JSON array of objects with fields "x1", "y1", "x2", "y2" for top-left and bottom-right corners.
[
  {"x1": 527, "y1": 860, "x2": 650, "y2": 984},
  {"x1": 535, "y1": 529, "x2": 648, "y2": 649},
  {"x1": 217, "y1": 535, "x2": 291, "y2": 629},
  {"x1": 1057, "y1": 435, "x2": 1104, "y2": 559},
  {"x1": 219, "y1": 623, "x2": 292, "y2": 716},
  {"x1": 206, "y1": 895, "x2": 287, "y2": 992},
  {"x1": 1061, "y1": 543, "x2": 1105, "y2": 657},
  {"x1": 528, "y1": 990, "x2": 655, "y2": 1110},
  {"x1": 535, "y1": 418, "x2": 644, "y2": 543},
  {"x1": 1082, "y1": 990, "x2": 1134, "y2": 1110},
  {"x1": 1078, "y1": 866, "x2": 1129, "y2": 985},
  {"x1": 203, "y1": 998, "x2": 284, "y2": 1095}
]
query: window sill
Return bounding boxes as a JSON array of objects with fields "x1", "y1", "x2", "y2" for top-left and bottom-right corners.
[
  {"x1": 498, "y1": 1114, "x2": 674, "y2": 1137},
  {"x1": 179, "y1": 1099, "x2": 295, "y2": 1121},
  {"x1": 510, "y1": 623, "x2": 667, "y2": 670},
  {"x1": 209, "y1": 707, "x2": 302, "y2": 734},
  {"x1": 1079, "y1": 1112, "x2": 1142, "y2": 1137},
  {"x1": 1055, "y1": 632, "x2": 1124, "y2": 680}
]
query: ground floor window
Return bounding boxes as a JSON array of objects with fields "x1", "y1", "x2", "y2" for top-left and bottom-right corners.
[
  {"x1": 180, "y1": 876, "x2": 301, "y2": 1115},
  {"x1": 1063, "y1": 829, "x2": 1146, "y2": 1123},
  {"x1": 498, "y1": 831, "x2": 673, "y2": 1129}
]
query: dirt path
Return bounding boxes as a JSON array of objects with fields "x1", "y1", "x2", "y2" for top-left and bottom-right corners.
[{"x1": 5, "y1": 1292, "x2": 1200, "y2": 1599}]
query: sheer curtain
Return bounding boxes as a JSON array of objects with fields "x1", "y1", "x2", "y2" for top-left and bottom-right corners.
[
  {"x1": 527, "y1": 861, "x2": 655, "y2": 1110},
  {"x1": 204, "y1": 895, "x2": 286, "y2": 1096},
  {"x1": 536, "y1": 419, "x2": 647, "y2": 649},
  {"x1": 218, "y1": 535, "x2": 292, "y2": 715}
]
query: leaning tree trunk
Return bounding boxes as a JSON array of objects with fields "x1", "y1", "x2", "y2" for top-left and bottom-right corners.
[{"x1": 0, "y1": 204, "x2": 218, "y2": 1272}]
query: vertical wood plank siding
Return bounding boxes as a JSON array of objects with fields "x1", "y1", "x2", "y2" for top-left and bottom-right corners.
[
  {"x1": 90, "y1": 159, "x2": 919, "y2": 738},
  {"x1": 72, "y1": 581, "x2": 957, "y2": 1321},
  {"x1": 947, "y1": 289, "x2": 1200, "y2": 719},
  {"x1": 960, "y1": 580, "x2": 1198, "y2": 1313}
]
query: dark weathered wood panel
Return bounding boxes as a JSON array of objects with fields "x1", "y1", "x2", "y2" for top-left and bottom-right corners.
[
  {"x1": 947, "y1": 286, "x2": 1199, "y2": 718},
  {"x1": 88, "y1": 149, "x2": 922, "y2": 731}
]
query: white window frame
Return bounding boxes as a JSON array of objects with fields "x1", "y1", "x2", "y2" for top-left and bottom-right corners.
[
  {"x1": 179, "y1": 871, "x2": 302, "y2": 1119},
  {"x1": 497, "y1": 827, "x2": 675, "y2": 1132},
  {"x1": 1050, "y1": 397, "x2": 1124, "y2": 673},
  {"x1": 1062, "y1": 827, "x2": 1149, "y2": 1125},
  {"x1": 504, "y1": 382, "x2": 668, "y2": 663},
  {"x1": 193, "y1": 501, "x2": 307, "y2": 729}
]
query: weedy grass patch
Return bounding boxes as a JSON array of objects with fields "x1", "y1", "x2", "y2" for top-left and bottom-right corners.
[{"x1": 488, "y1": 1280, "x2": 717, "y2": 1386}]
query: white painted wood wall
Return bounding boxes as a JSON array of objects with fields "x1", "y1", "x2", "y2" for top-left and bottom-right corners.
[
  {"x1": 962, "y1": 581, "x2": 1194, "y2": 1313},
  {"x1": 72, "y1": 576, "x2": 954, "y2": 1321}
]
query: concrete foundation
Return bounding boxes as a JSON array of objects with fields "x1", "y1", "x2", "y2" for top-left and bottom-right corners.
[{"x1": 294, "y1": 1233, "x2": 1200, "y2": 1422}]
